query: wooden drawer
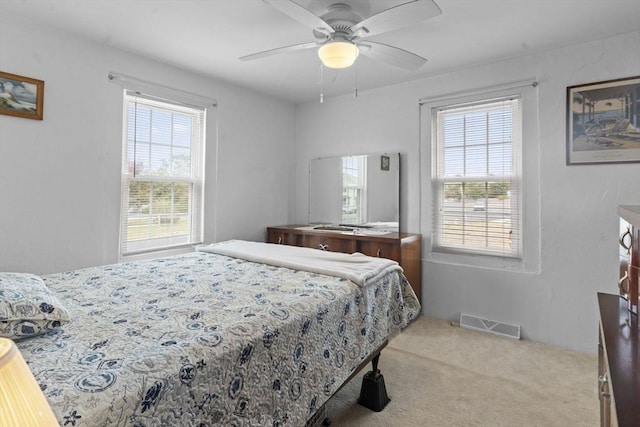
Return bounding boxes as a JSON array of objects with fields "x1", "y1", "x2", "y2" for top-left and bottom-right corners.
[
  {"x1": 301, "y1": 235, "x2": 357, "y2": 253},
  {"x1": 358, "y1": 241, "x2": 400, "y2": 262},
  {"x1": 267, "y1": 229, "x2": 297, "y2": 246}
]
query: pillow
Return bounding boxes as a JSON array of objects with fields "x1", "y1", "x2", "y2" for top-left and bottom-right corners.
[{"x1": 0, "y1": 272, "x2": 70, "y2": 339}]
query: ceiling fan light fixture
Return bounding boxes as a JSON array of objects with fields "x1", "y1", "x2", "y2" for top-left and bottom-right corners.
[{"x1": 318, "y1": 41, "x2": 359, "y2": 69}]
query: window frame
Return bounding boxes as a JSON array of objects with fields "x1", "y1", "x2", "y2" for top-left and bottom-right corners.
[
  {"x1": 119, "y1": 90, "x2": 206, "y2": 258},
  {"x1": 431, "y1": 95, "x2": 522, "y2": 259},
  {"x1": 420, "y1": 81, "x2": 540, "y2": 273}
]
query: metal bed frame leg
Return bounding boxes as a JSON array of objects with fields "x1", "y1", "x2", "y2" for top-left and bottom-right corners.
[
  {"x1": 308, "y1": 341, "x2": 390, "y2": 425},
  {"x1": 357, "y1": 352, "x2": 391, "y2": 412}
]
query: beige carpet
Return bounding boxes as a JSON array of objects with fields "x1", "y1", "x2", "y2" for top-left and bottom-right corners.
[{"x1": 326, "y1": 316, "x2": 598, "y2": 426}]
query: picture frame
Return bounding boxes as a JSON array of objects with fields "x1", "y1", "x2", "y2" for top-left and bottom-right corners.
[
  {"x1": 566, "y1": 76, "x2": 640, "y2": 165},
  {"x1": 380, "y1": 155, "x2": 390, "y2": 171},
  {"x1": 0, "y1": 71, "x2": 44, "y2": 120}
]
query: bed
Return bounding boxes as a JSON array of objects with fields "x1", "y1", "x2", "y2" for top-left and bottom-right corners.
[{"x1": 6, "y1": 240, "x2": 420, "y2": 426}]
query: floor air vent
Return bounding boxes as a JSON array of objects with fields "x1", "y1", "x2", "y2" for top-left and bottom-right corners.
[{"x1": 459, "y1": 313, "x2": 521, "y2": 340}]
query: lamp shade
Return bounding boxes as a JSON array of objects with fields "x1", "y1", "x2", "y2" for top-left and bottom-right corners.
[
  {"x1": 318, "y1": 41, "x2": 359, "y2": 69},
  {"x1": 0, "y1": 338, "x2": 58, "y2": 426}
]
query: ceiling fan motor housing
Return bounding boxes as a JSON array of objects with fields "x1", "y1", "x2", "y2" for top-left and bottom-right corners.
[{"x1": 313, "y1": 3, "x2": 362, "y2": 41}]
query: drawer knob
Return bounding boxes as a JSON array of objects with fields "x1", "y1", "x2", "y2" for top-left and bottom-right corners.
[{"x1": 599, "y1": 375, "x2": 610, "y2": 399}]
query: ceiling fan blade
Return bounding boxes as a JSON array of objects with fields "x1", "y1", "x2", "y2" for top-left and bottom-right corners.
[
  {"x1": 239, "y1": 41, "x2": 319, "y2": 61},
  {"x1": 263, "y1": 0, "x2": 334, "y2": 36},
  {"x1": 358, "y1": 41, "x2": 427, "y2": 70},
  {"x1": 352, "y1": 0, "x2": 442, "y2": 38}
]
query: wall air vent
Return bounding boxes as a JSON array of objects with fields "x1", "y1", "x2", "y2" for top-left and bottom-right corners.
[{"x1": 459, "y1": 313, "x2": 521, "y2": 340}]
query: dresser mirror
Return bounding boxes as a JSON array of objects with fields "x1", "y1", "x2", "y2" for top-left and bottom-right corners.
[{"x1": 309, "y1": 153, "x2": 400, "y2": 232}]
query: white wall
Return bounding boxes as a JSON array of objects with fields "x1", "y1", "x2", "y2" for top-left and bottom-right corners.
[
  {"x1": 0, "y1": 16, "x2": 295, "y2": 274},
  {"x1": 295, "y1": 31, "x2": 640, "y2": 353}
]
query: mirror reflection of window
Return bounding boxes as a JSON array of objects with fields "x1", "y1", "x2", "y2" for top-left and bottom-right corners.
[{"x1": 342, "y1": 156, "x2": 367, "y2": 224}]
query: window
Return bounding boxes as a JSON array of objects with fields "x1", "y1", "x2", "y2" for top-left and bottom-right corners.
[
  {"x1": 432, "y1": 96, "x2": 521, "y2": 258},
  {"x1": 120, "y1": 91, "x2": 205, "y2": 256}
]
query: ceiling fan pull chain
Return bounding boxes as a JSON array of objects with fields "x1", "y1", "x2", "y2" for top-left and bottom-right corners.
[
  {"x1": 354, "y1": 59, "x2": 358, "y2": 99},
  {"x1": 319, "y1": 63, "x2": 324, "y2": 103}
]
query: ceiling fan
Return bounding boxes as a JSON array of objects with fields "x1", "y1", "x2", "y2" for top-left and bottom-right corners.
[{"x1": 240, "y1": 0, "x2": 442, "y2": 70}]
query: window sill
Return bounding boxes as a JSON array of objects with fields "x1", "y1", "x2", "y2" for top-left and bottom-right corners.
[
  {"x1": 119, "y1": 244, "x2": 199, "y2": 263},
  {"x1": 426, "y1": 249, "x2": 539, "y2": 274}
]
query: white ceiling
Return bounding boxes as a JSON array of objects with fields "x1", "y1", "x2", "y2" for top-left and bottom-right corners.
[{"x1": 4, "y1": 0, "x2": 640, "y2": 104}]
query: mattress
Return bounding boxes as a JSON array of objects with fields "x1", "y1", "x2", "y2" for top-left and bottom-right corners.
[{"x1": 16, "y1": 243, "x2": 420, "y2": 426}]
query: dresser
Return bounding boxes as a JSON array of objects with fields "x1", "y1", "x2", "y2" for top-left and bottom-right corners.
[
  {"x1": 266, "y1": 225, "x2": 422, "y2": 302},
  {"x1": 597, "y1": 205, "x2": 640, "y2": 427},
  {"x1": 597, "y1": 293, "x2": 640, "y2": 427}
]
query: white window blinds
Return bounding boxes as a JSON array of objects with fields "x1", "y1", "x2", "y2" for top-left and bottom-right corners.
[
  {"x1": 432, "y1": 96, "x2": 522, "y2": 258},
  {"x1": 120, "y1": 91, "x2": 205, "y2": 256}
]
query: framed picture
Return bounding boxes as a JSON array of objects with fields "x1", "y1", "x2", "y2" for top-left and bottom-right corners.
[
  {"x1": 0, "y1": 71, "x2": 44, "y2": 120},
  {"x1": 380, "y1": 155, "x2": 390, "y2": 171},
  {"x1": 566, "y1": 76, "x2": 640, "y2": 165}
]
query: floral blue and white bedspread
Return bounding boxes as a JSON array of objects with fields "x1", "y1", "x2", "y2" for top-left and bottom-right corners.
[{"x1": 17, "y1": 248, "x2": 420, "y2": 426}]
